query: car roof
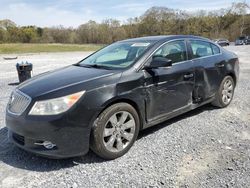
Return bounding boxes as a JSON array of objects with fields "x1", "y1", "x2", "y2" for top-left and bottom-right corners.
[{"x1": 120, "y1": 35, "x2": 210, "y2": 43}]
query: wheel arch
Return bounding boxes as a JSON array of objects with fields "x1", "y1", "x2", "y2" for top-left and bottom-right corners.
[
  {"x1": 227, "y1": 72, "x2": 237, "y2": 86},
  {"x1": 99, "y1": 98, "x2": 144, "y2": 130}
]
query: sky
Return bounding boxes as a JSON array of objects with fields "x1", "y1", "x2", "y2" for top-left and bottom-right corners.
[{"x1": 0, "y1": 0, "x2": 249, "y2": 28}]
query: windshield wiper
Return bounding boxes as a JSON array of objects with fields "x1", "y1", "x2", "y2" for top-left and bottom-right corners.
[
  {"x1": 88, "y1": 64, "x2": 104, "y2": 69},
  {"x1": 76, "y1": 64, "x2": 111, "y2": 69}
]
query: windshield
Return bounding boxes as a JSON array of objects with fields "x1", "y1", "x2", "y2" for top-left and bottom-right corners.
[
  {"x1": 238, "y1": 37, "x2": 245, "y2": 40},
  {"x1": 78, "y1": 42, "x2": 151, "y2": 69}
]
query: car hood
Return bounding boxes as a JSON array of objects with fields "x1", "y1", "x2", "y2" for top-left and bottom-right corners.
[{"x1": 18, "y1": 65, "x2": 121, "y2": 98}]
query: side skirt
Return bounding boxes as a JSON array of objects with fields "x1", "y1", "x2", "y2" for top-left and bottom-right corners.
[{"x1": 143, "y1": 97, "x2": 214, "y2": 129}]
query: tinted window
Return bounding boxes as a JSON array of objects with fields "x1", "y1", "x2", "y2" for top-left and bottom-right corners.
[
  {"x1": 154, "y1": 40, "x2": 187, "y2": 63},
  {"x1": 190, "y1": 40, "x2": 213, "y2": 58},
  {"x1": 211, "y1": 44, "x2": 220, "y2": 55}
]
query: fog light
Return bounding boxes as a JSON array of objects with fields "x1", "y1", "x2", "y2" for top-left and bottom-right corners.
[{"x1": 34, "y1": 141, "x2": 56, "y2": 149}]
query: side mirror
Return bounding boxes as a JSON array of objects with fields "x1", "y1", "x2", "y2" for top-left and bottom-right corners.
[{"x1": 145, "y1": 56, "x2": 172, "y2": 69}]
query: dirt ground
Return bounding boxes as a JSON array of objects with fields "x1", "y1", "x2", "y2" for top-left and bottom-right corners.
[{"x1": 0, "y1": 46, "x2": 249, "y2": 188}]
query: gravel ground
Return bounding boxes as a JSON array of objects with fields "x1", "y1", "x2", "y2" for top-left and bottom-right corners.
[{"x1": 0, "y1": 47, "x2": 249, "y2": 188}]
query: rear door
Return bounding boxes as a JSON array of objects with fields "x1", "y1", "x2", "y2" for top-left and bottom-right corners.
[
  {"x1": 143, "y1": 40, "x2": 195, "y2": 121},
  {"x1": 188, "y1": 40, "x2": 224, "y2": 101}
]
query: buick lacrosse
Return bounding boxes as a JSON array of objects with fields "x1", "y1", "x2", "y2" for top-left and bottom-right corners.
[{"x1": 6, "y1": 35, "x2": 239, "y2": 159}]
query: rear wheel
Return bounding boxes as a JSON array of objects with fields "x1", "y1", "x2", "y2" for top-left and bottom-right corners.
[
  {"x1": 90, "y1": 103, "x2": 140, "y2": 160},
  {"x1": 212, "y1": 76, "x2": 235, "y2": 108}
]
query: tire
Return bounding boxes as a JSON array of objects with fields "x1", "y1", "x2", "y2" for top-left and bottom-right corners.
[
  {"x1": 90, "y1": 103, "x2": 140, "y2": 160},
  {"x1": 211, "y1": 76, "x2": 235, "y2": 108}
]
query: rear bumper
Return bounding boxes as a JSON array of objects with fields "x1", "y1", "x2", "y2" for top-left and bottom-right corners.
[{"x1": 6, "y1": 113, "x2": 91, "y2": 159}]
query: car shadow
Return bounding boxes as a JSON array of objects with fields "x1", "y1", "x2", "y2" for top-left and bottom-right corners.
[
  {"x1": 0, "y1": 104, "x2": 216, "y2": 172},
  {"x1": 138, "y1": 103, "x2": 216, "y2": 139}
]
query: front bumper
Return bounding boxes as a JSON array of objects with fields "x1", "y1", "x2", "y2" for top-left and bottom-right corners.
[{"x1": 6, "y1": 113, "x2": 91, "y2": 159}]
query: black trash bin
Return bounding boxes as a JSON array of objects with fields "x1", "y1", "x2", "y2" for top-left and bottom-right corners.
[{"x1": 16, "y1": 62, "x2": 33, "y2": 83}]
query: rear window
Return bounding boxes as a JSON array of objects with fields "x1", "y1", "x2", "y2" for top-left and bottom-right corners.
[{"x1": 190, "y1": 40, "x2": 213, "y2": 58}]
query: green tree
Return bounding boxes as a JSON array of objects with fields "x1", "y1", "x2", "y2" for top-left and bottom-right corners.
[
  {"x1": 0, "y1": 28, "x2": 5, "y2": 42},
  {"x1": 231, "y1": 1, "x2": 250, "y2": 35},
  {"x1": 20, "y1": 26, "x2": 38, "y2": 43},
  {"x1": 0, "y1": 2, "x2": 250, "y2": 44}
]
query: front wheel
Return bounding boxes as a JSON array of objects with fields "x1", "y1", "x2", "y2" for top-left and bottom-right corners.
[
  {"x1": 90, "y1": 103, "x2": 140, "y2": 160},
  {"x1": 212, "y1": 76, "x2": 235, "y2": 108}
]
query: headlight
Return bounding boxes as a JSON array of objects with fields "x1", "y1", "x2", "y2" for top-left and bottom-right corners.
[{"x1": 29, "y1": 91, "x2": 85, "y2": 115}]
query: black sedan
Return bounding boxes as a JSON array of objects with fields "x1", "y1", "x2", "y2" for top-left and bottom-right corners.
[{"x1": 6, "y1": 35, "x2": 239, "y2": 159}]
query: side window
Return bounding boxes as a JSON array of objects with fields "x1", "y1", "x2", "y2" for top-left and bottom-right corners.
[
  {"x1": 211, "y1": 44, "x2": 220, "y2": 55},
  {"x1": 154, "y1": 40, "x2": 187, "y2": 63},
  {"x1": 190, "y1": 40, "x2": 213, "y2": 58}
]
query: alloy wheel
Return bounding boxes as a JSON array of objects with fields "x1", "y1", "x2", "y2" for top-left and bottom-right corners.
[
  {"x1": 103, "y1": 111, "x2": 136, "y2": 153},
  {"x1": 221, "y1": 78, "x2": 234, "y2": 105}
]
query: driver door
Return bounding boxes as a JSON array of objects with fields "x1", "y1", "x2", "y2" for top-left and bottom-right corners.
[{"x1": 143, "y1": 40, "x2": 195, "y2": 121}]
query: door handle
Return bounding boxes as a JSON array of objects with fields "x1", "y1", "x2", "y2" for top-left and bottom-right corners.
[
  {"x1": 184, "y1": 73, "x2": 194, "y2": 79},
  {"x1": 216, "y1": 63, "x2": 225, "y2": 68}
]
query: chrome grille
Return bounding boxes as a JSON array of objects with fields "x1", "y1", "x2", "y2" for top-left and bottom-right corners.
[{"x1": 8, "y1": 90, "x2": 31, "y2": 115}]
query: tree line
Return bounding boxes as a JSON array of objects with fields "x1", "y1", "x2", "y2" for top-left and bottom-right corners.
[{"x1": 0, "y1": 2, "x2": 249, "y2": 44}]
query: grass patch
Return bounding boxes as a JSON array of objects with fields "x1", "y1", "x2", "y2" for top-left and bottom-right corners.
[{"x1": 0, "y1": 43, "x2": 104, "y2": 54}]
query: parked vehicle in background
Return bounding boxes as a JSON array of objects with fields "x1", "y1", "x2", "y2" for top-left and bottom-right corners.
[
  {"x1": 244, "y1": 36, "x2": 250, "y2": 45},
  {"x1": 214, "y1": 39, "x2": 230, "y2": 46},
  {"x1": 235, "y1": 36, "x2": 246, "y2": 45},
  {"x1": 6, "y1": 35, "x2": 239, "y2": 160}
]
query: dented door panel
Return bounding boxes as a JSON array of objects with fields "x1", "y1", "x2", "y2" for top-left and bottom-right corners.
[
  {"x1": 143, "y1": 61, "x2": 195, "y2": 121},
  {"x1": 192, "y1": 55, "x2": 224, "y2": 100}
]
